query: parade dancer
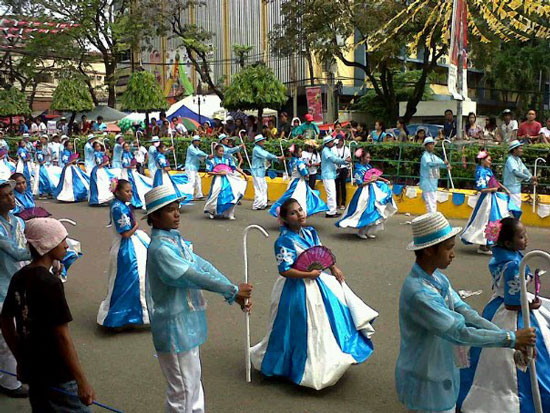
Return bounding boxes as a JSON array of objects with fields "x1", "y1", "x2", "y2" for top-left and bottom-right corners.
[
  {"x1": 185, "y1": 136, "x2": 209, "y2": 200},
  {"x1": 321, "y1": 135, "x2": 350, "y2": 217},
  {"x1": 34, "y1": 142, "x2": 60, "y2": 198},
  {"x1": 251, "y1": 198, "x2": 378, "y2": 390},
  {"x1": 419, "y1": 137, "x2": 450, "y2": 213},
  {"x1": 144, "y1": 185, "x2": 252, "y2": 412},
  {"x1": 251, "y1": 135, "x2": 282, "y2": 210},
  {"x1": 16, "y1": 140, "x2": 33, "y2": 188},
  {"x1": 503, "y1": 140, "x2": 535, "y2": 211},
  {"x1": 97, "y1": 179, "x2": 150, "y2": 328},
  {"x1": 0, "y1": 149, "x2": 15, "y2": 181},
  {"x1": 0, "y1": 179, "x2": 30, "y2": 398},
  {"x1": 112, "y1": 134, "x2": 124, "y2": 169},
  {"x1": 84, "y1": 134, "x2": 96, "y2": 174},
  {"x1": 396, "y1": 212, "x2": 536, "y2": 413},
  {"x1": 219, "y1": 133, "x2": 242, "y2": 165},
  {"x1": 120, "y1": 142, "x2": 152, "y2": 209},
  {"x1": 459, "y1": 217, "x2": 550, "y2": 412},
  {"x1": 269, "y1": 144, "x2": 328, "y2": 217},
  {"x1": 461, "y1": 150, "x2": 520, "y2": 255},
  {"x1": 336, "y1": 149, "x2": 397, "y2": 239},
  {"x1": 89, "y1": 141, "x2": 116, "y2": 206},
  {"x1": 59, "y1": 140, "x2": 73, "y2": 168},
  {"x1": 55, "y1": 152, "x2": 90, "y2": 203},
  {"x1": 147, "y1": 136, "x2": 160, "y2": 178},
  {"x1": 10, "y1": 173, "x2": 35, "y2": 214},
  {"x1": 203, "y1": 144, "x2": 247, "y2": 220},
  {"x1": 152, "y1": 142, "x2": 192, "y2": 205}
]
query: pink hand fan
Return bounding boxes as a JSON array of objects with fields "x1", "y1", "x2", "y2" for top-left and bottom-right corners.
[
  {"x1": 355, "y1": 148, "x2": 364, "y2": 158},
  {"x1": 363, "y1": 168, "x2": 383, "y2": 182},
  {"x1": 213, "y1": 164, "x2": 233, "y2": 174},
  {"x1": 293, "y1": 246, "x2": 336, "y2": 272},
  {"x1": 535, "y1": 269, "x2": 541, "y2": 301},
  {"x1": 68, "y1": 153, "x2": 79, "y2": 163},
  {"x1": 16, "y1": 207, "x2": 52, "y2": 220},
  {"x1": 130, "y1": 158, "x2": 138, "y2": 167},
  {"x1": 102, "y1": 155, "x2": 110, "y2": 164},
  {"x1": 488, "y1": 175, "x2": 499, "y2": 189}
]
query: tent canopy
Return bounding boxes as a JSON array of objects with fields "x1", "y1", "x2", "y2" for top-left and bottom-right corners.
[
  {"x1": 63, "y1": 105, "x2": 127, "y2": 122},
  {"x1": 166, "y1": 95, "x2": 218, "y2": 124}
]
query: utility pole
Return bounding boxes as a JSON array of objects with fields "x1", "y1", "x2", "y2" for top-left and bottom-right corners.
[
  {"x1": 456, "y1": 52, "x2": 463, "y2": 140},
  {"x1": 291, "y1": 53, "x2": 298, "y2": 117}
]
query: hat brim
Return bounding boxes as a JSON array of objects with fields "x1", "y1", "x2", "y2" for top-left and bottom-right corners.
[
  {"x1": 323, "y1": 137, "x2": 336, "y2": 145},
  {"x1": 0, "y1": 179, "x2": 16, "y2": 190},
  {"x1": 406, "y1": 226, "x2": 462, "y2": 251},
  {"x1": 142, "y1": 195, "x2": 188, "y2": 219},
  {"x1": 509, "y1": 143, "x2": 523, "y2": 151}
]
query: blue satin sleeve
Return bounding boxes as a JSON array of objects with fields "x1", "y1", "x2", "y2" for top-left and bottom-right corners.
[
  {"x1": 111, "y1": 204, "x2": 133, "y2": 233},
  {"x1": 274, "y1": 236, "x2": 297, "y2": 273}
]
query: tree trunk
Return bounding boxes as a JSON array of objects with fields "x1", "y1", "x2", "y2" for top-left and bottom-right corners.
[
  {"x1": 104, "y1": 58, "x2": 117, "y2": 108},
  {"x1": 305, "y1": 49, "x2": 315, "y2": 86},
  {"x1": 68, "y1": 111, "x2": 77, "y2": 136},
  {"x1": 258, "y1": 107, "x2": 264, "y2": 123}
]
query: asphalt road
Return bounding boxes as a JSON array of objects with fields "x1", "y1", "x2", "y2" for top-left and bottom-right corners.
[{"x1": 2, "y1": 199, "x2": 549, "y2": 413}]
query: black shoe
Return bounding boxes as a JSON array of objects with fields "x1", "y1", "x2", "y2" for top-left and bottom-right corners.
[
  {"x1": 0, "y1": 384, "x2": 29, "y2": 398},
  {"x1": 325, "y1": 213, "x2": 341, "y2": 218}
]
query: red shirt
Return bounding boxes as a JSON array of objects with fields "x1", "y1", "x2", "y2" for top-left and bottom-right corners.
[{"x1": 518, "y1": 121, "x2": 541, "y2": 138}]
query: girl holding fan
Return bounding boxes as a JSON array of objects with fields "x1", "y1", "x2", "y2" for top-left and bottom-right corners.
[
  {"x1": 89, "y1": 141, "x2": 116, "y2": 206},
  {"x1": 336, "y1": 149, "x2": 397, "y2": 239},
  {"x1": 152, "y1": 142, "x2": 192, "y2": 205},
  {"x1": 120, "y1": 142, "x2": 152, "y2": 209}
]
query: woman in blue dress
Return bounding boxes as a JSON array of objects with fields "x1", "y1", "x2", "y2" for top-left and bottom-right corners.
[
  {"x1": 152, "y1": 142, "x2": 192, "y2": 205},
  {"x1": 89, "y1": 141, "x2": 116, "y2": 206},
  {"x1": 0, "y1": 149, "x2": 15, "y2": 180},
  {"x1": 16, "y1": 140, "x2": 33, "y2": 187},
  {"x1": 55, "y1": 141, "x2": 90, "y2": 203},
  {"x1": 269, "y1": 144, "x2": 328, "y2": 218},
  {"x1": 203, "y1": 144, "x2": 248, "y2": 219},
  {"x1": 97, "y1": 179, "x2": 150, "y2": 328},
  {"x1": 34, "y1": 141, "x2": 60, "y2": 197},
  {"x1": 459, "y1": 217, "x2": 550, "y2": 412},
  {"x1": 461, "y1": 150, "x2": 521, "y2": 255},
  {"x1": 120, "y1": 142, "x2": 152, "y2": 209},
  {"x1": 250, "y1": 197, "x2": 378, "y2": 390},
  {"x1": 336, "y1": 149, "x2": 397, "y2": 239},
  {"x1": 10, "y1": 172, "x2": 35, "y2": 214}
]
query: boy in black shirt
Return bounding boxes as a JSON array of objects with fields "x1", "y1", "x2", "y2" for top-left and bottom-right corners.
[{"x1": 0, "y1": 218, "x2": 95, "y2": 412}]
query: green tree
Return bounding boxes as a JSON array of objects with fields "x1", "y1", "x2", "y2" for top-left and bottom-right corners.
[
  {"x1": 120, "y1": 71, "x2": 168, "y2": 122},
  {"x1": 50, "y1": 77, "x2": 95, "y2": 134},
  {"x1": 223, "y1": 62, "x2": 287, "y2": 120},
  {"x1": 233, "y1": 44, "x2": 254, "y2": 69},
  {"x1": 0, "y1": 87, "x2": 31, "y2": 117}
]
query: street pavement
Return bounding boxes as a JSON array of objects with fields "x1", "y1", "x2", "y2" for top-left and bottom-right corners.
[{"x1": 2, "y1": 199, "x2": 549, "y2": 413}]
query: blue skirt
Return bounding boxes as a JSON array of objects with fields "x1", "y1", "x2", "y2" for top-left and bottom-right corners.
[
  {"x1": 203, "y1": 172, "x2": 247, "y2": 217},
  {"x1": 269, "y1": 178, "x2": 328, "y2": 217},
  {"x1": 153, "y1": 169, "x2": 192, "y2": 205}
]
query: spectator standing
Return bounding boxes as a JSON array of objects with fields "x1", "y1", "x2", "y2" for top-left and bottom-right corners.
[
  {"x1": 18, "y1": 119, "x2": 28, "y2": 135},
  {"x1": 267, "y1": 118, "x2": 277, "y2": 139},
  {"x1": 0, "y1": 132, "x2": 9, "y2": 151},
  {"x1": 465, "y1": 112, "x2": 482, "y2": 140},
  {"x1": 95, "y1": 116, "x2": 107, "y2": 132},
  {"x1": 133, "y1": 139, "x2": 148, "y2": 175},
  {"x1": 301, "y1": 141, "x2": 321, "y2": 189},
  {"x1": 539, "y1": 117, "x2": 550, "y2": 144},
  {"x1": 246, "y1": 115, "x2": 258, "y2": 139},
  {"x1": 292, "y1": 114, "x2": 320, "y2": 139},
  {"x1": 332, "y1": 135, "x2": 351, "y2": 210},
  {"x1": 148, "y1": 118, "x2": 160, "y2": 137},
  {"x1": 173, "y1": 117, "x2": 187, "y2": 137},
  {"x1": 352, "y1": 122, "x2": 369, "y2": 142},
  {"x1": 38, "y1": 119, "x2": 47, "y2": 134},
  {"x1": 58, "y1": 117, "x2": 69, "y2": 136},
  {"x1": 212, "y1": 118, "x2": 224, "y2": 136},
  {"x1": 278, "y1": 112, "x2": 291, "y2": 139},
  {"x1": 234, "y1": 118, "x2": 244, "y2": 134},
  {"x1": 368, "y1": 120, "x2": 387, "y2": 143},
  {"x1": 396, "y1": 118, "x2": 409, "y2": 142},
  {"x1": 223, "y1": 116, "x2": 236, "y2": 135},
  {"x1": 497, "y1": 109, "x2": 518, "y2": 144},
  {"x1": 414, "y1": 128, "x2": 427, "y2": 143},
  {"x1": 440, "y1": 109, "x2": 456, "y2": 140},
  {"x1": 517, "y1": 109, "x2": 542, "y2": 143},
  {"x1": 30, "y1": 119, "x2": 38, "y2": 135},
  {"x1": 482, "y1": 117, "x2": 498, "y2": 142},
  {"x1": 80, "y1": 115, "x2": 91, "y2": 135}
]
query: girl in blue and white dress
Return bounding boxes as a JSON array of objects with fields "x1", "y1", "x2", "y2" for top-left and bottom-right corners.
[
  {"x1": 120, "y1": 142, "x2": 152, "y2": 209},
  {"x1": 55, "y1": 141, "x2": 90, "y2": 203},
  {"x1": 0, "y1": 149, "x2": 15, "y2": 180},
  {"x1": 97, "y1": 179, "x2": 150, "y2": 328},
  {"x1": 34, "y1": 142, "x2": 61, "y2": 197},
  {"x1": 16, "y1": 140, "x2": 33, "y2": 187},
  {"x1": 59, "y1": 140, "x2": 73, "y2": 168},
  {"x1": 459, "y1": 217, "x2": 550, "y2": 413},
  {"x1": 10, "y1": 172, "x2": 35, "y2": 214},
  {"x1": 461, "y1": 150, "x2": 522, "y2": 255},
  {"x1": 203, "y1": 144, "x2": 248, "y2": 220},
  {"x1": 250, "y1": 198, "x2": 378, "y2": 390},
  {"x1": 335, "y1": 149, "x2": 397, "y2": 239},
  {"x1": 89, "y1": 141, "x2": 116, "y2": 206},
  {"x1": 152, "y1": 142, "x2": 192, "y2": 204},
  {"x1": 269, "y1": 144, "x2": 328, "y2": 218}
]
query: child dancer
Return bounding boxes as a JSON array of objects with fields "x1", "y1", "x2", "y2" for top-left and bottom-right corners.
[
  {"x1": 251, "y1": 198, "x2": 378, "y2": 390},
  {"x1": 120, "y1": 142, "x2": 152, "y2": 209},
  {"x1": 59, "y1": 140, "x2": 73, "y2": 168},
  {"x1": 203, "y1": 144, "x2": 247, "y2": 220},
  {"x1": 419, "y1": 137, "x2": 450, "y2": 213},
  {"x1": 269, "y1": 144, "x2": 328, "y2": 217},
  {"x1": 97, "y1": 179, "x2": 150, "y2": 328},
  {"x1": 185, "y1": 136, "x2": 209, "y2": 200},
  {"x1": 0, "y1": 149, "x2": 15, "y2": 181},
  {"x1": 503, "y1": 140, "x2": 535, "y2": 210},
  {"x1": 55, "y1": 151, "x2": 90, "y2": 203},
  {"x1": 396, "y1": 212, "x2": 536, "y2": 413},
  {"x1": 336, "y1": 149, "x2": 397, "y2": 239},
  {"x1": 461, "y1": 150, "x2": 520, "y2": 255},
  {"x1": 321, "y1": 135, "x2": 350, "y2": 217},
  {"x1": 459, "y1": 217, "x2": 550, "y2": 412},
  {"x1": 1, "y1": 217, "x2": 95, "y2": 409},
  {"x1": 34, "y1": 142, "x2": 60, "y2": 198},
  {"x1": 10, "y1": 173, "x2": 35, "y2": 214},
  {"x1": 144, "y1": 185, "x2": 252, "y2": 412},
  {"x1": 251, "y1": 135, "x2": 282, "y2": 210},
  {"x1": 16, "y1": 140, "x2": 33, "y2": 188},
  {"x1": 89, "y1": 141, "x2": 116, "y2": 206},
  {"x1": 153, "y1": 142, "x2": 192, "y2": 204}
]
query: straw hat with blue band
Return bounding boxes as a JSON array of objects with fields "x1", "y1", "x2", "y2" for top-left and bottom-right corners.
[
  {"x1": 423, "y1": 137, "x2": 436, "y2": 145},
  {"x1": 254, "y1": 135, "x2": 266, "y2": 143},
  {"x1": 406, "y1": 212, "x2": 462, "y2": 250},
  {"x1": 143, "y1": 185, "x2": 186, "y2": 219},
  {"x1": 508, "y1": 140, "x2": 523, "y2": 152},
  {"x1": 323, "y1": 136, "x2": 336, "y2": 145},
  {"x1": 0, "y1": 179, "x2": 15, "y2": 190},
  {"x1": 192, "y1": 135, "x2": 201, "y2": 142}
]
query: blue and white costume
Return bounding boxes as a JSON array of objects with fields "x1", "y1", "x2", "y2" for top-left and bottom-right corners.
[
  {"x1": 0, "y1": 155, "x2": 15, "y2": 181},
  {"x1": 321, "y1": 145, "x2": 348, "y2": 216},
  {"x1": 59, "y1": 237, "x2": 83, "y2": 282},
  {"x1": 419, "y1": 150, "x2": 447, "y2": 213},
  {"x1": 120, "y1": 151, "x2": 152, "y2": 209},
  {"x1": 54, "y1": 157, "x2": 90, "y2": 203},
  {"x1": 16, "y1": 147, "x2": 33, "y2": 187},
  {"x1": 112, "y1": 142, "x2": 123, "y2": 169},
  {"x1": 252, "y1": 142, "x2": 279, "y2": 210},
  {"x1": 34, "y1": 150, "x2": 61, "y2": 197},
  {"x1": 89, "y1": 151, "x2": 115, "y2": 206},
  {"x1": 59, "y1": 149, "x2": 72, "y2": 169},
  {"x1": 147, "y1": 144, "x2": 158, "y2": 177},
  {"x1": 153, "y1": 153, "x2": 192, "y2": 205},
  {"x1": 336, "y1": 162, "x2": 397, "y2": 236},
  {"x1": 203, "y1": 155, "x2": 247, "y2": 219},
  {"x1": 461, "y1": 165, "x2": 522, "y2": 246},
  {"x1": 185, "y1": 143, "x2": 208, "y2": 199},
  {"x1": 250, "y1": 226, "x2": 378, "y2": 390},
  {"x1": 269, "y1": 157, "x2": 328, "y2": 217},
  {"x1": 84, "y1": 140, "x2": 95, "y2": 174},
  {"x1": 97, "y1": 198, "x2": 150, "y2": 327},
  {"x1": 458, "y1": 247, "x2": 550, "y2": 412},
  {"x1": 503, "y1": 154, "x2": 533, "y2": 210},
  {"x1": 13, "y1": 189, "x2": 35, "y2": 215}
]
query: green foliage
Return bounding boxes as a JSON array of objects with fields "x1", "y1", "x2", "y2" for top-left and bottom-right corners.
[
  {"x1": 233, "y1": 44, "x2": 254, "y2": 68},
  {"x1": 51, "y1": 78, "x2": 94, "y2": 112},
  {"x1": 0, "y1": 87, "x2": 31, "y2": 116},
  {"x1": 223, "y1": 63, "x2": 288, "y2": 112},
  {"x1": 120, "y1": 71, "x2": 168, "y2": 112}
]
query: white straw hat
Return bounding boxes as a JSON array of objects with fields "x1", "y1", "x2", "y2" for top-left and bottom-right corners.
[
  {"x1": 143, "y1": 185, "x2": 185, "y2": 218},
  {"x1": 407, "y1": 212, "x2": 462, "y2": 250}
]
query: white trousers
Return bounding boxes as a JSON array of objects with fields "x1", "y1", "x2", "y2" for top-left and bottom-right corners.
[
  {"x1": 510, "y1": 193, "x2": 521, "y2": 210},
  {"x1": 323, "y1": 179, "x2": 337, "y2": 215},
  {"x1": 157, "y1": 347, "x2": 205, "y2": 413},
  {"x1": 187, "y1": 171, "x2": 203, "y2": 199},
  {"x1": 0, "y1": 303, "x2": 21, "y2": 390},
  {"x1": 252, "y1": 176, "x2": 268, "y2": 210},
  {"x1": 423, "y1": 191, "x2": 437, "y2": 213}
]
